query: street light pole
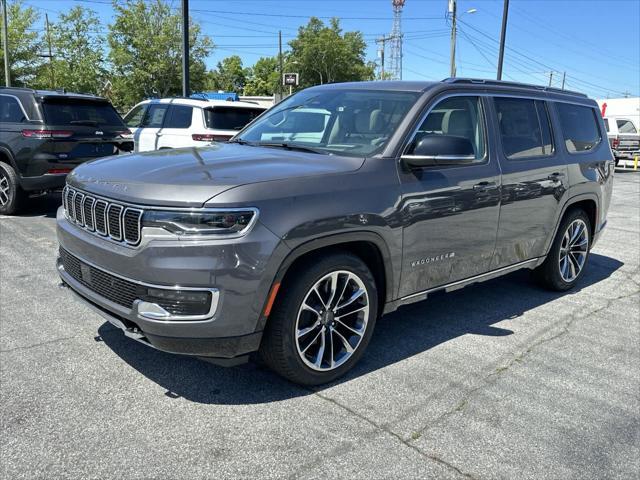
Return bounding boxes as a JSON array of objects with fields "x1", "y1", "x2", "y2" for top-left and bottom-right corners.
[
  {"x1": 449, "y1": 0, "x2": 457, "y2": 78},
  {"x1": 496, "y1": 0, "x2": 509, "y2": 80},
  {"x1": 2, "y1": 0, "x2": 10, "y2": 87},
  {"x1": 181, "y1": 0, "x2": 190, "y2": 97}
]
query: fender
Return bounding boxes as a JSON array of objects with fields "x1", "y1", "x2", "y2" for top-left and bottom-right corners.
[
  {"x1": 0, "y1": 146, "x2": 18, "y2": 170},
  {"x1": 253, "y1": 230, "x2": 396, "y2": 332},
  {"x1": 543, "y1": 192, "x2": 600, "y2": 258}
]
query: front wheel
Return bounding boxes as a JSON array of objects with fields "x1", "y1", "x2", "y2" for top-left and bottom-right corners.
[
  {"x1": 260, "y1": 253, "x2": 378, "y2": 385},
  {"x1": 533, "y1": 209, "x2": 591, "y2": 291}
]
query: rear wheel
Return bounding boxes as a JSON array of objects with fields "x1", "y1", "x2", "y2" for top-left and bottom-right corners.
[
  {"x1": 260, "y1": 252, "x2": 378, "y2": 385},
  {"x1": 534, "y1": 209, "x2": 591, "y2": 291},
  {"x1": 0, "y1": 162, "x2": 27, "y2": 215}
]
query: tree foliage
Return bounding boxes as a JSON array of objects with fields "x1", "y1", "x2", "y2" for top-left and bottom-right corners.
[
  {"x1": 35, "y1": 6, "x2": 107, "y2": 94},
  {"x1": 0, "y1": 0, "x2": 42, "y2": 87},
  {"x1": 107, "y1": 0, "x2": 213, "y2": 110},
  {"x1": 206, "y1": 55, "x2": 248, "y2": 94},
  {"x1": 244, "y1": 56, "x2": 280, "y2": 96},
  {"x1": 287, "y1": 17, "x2": 375, "y2": 89}
]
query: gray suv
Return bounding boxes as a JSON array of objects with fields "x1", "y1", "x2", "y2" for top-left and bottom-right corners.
[{"x1": 56, "y1": 79, "x2": 614, "y2": 385}]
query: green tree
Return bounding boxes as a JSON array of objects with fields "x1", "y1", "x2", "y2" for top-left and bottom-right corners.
[
  {"x1": 244, "y1": 56, "x2": 279, "y2": 96},
  {"x1": 35, "y1": 6, "x2": 107, "y2": 93},
  {"x1": 287, "y1": 17, "x2": 375, "y2": 89},
  {"x1": 207, "y1": 55, "x2": 249, "y2": 94},
  {"x1": 107, "y1": 0, "x2": 213, "y2": 110},
  {"x1": 0, "y1": 0, "x2": 42, "y2": 87}
]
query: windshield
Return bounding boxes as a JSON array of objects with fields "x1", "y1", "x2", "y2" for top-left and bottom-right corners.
[
  {"x1": 42, "y1": 99, "x2": 125, "y2": 127},
  {"x1": 205, "y1": 106, "x2": 265, "y2": 131},
  {"x1": 235, "y1": 89, "x2": 420, "y2": 156}
]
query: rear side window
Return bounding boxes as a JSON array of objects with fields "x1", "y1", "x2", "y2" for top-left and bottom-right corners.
[
  {"x1": 494, "y1": 97, "x2": 554, "y2": 159},
  {"x1": 616, "y1": 119, "x2": 637, "y2": 134},
  {"x1": 124, "y1": 104, "x2": 147, "y2": 128},
  {"x1": 42, "y1": 99, "x2": 124, "y2": 127},
  {"x1": 556, "y1": 103, "x2": 601, "y2": 153},
  {"x1": 0, "y1": 95, "x2": 26, "y2": 123},
  {"x1": 603, "y1": 118, "x2": 609, "y2": 132},
  {"x1": 204, "y1": 107, "x2": 265, "y2": 131},
  {"x1": 141, "y1": 104, "x2": 168, "y2": 128},
  {"x1": 164, "y1": 105, "x2": 193, "y2": 128}
]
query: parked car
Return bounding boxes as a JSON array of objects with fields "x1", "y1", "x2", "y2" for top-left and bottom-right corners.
[
  {"x1": 0, "y1": 87, "x2": 133, "y2": 215},
  {"x1": 123, "y1": 97, "x2": 266, "y2": 152},
  {"x1": 56, "y1": 79, "x2": 614, "y2": 385},
  {"x1": 603, "y1": 116, "x2": 640, "y2": 164}
]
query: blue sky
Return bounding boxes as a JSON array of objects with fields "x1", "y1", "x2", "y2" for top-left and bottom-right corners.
[{"x1": 24, "y1": 0, "x2": 640, "y2": 99}]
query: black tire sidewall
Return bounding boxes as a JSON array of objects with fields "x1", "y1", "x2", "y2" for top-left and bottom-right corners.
[
  {"x1": 547, "y1": 209, "x2": 592, "y2": 290},
  {"x1": 268, "y1": 253, "x2": 378, "y2": 385},
  {"x1": 0, "y1": 162, "x2": 22, "y2": 215}
]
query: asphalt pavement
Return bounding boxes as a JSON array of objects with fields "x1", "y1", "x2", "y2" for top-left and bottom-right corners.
[{"x1": 1, "y1": 172, "x2": 638, "y2": 479}]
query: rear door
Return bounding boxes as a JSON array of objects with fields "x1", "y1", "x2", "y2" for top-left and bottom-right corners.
[
  {"x1": 156, "y1": 104, "x2": 195, "y2": 149},
  {"x1": 137, "y1": 103, "x2": 169, "y2": 152},
  {"x1": 489, "y1": 96, "x2": 568, "y2": 269}
]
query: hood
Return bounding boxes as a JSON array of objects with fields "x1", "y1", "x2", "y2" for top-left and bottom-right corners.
[{"x1": 67, "y1": 143, "x2": 365, "y2": 207}]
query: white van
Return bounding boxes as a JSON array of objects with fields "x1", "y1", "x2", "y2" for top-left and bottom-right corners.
[
  {"x1": 123, "y1": 98, "x2": 266, "y2": 152},
  {"x1": 603, "y1": 116, "x2": 640, "y2": 164}
]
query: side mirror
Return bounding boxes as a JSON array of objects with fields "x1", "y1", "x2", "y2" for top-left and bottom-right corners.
[{"x1": 402, "y1": 135, "x2": 476, "y2": 167}]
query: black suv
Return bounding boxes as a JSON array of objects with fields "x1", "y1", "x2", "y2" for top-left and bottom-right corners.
[
  {"x1": 56, "y1": 79, "x2": 614, "y2": 385},
  {"x1": 0, "y1": 87, "x2": 133, "y2": 214}
]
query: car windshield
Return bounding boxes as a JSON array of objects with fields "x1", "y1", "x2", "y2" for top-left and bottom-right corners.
[
  {"x1": 204, "y1": 106, "x2": 266, "y2": 131},
  {"x1": 42, "y1": 99, "x2": 125, "y2": 127},
  {"x1": 235, "y1": 89, "x2": 420, "y2": 157}
]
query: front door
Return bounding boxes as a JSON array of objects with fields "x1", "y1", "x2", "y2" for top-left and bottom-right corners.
[
  {"x1": 138, "y1": 104, "x2": 169, "y2": 152},
  {"x1": 156, "y1": 104, "x2": 195, "y2": 149},
  {"x1": 398, "y1": 95, "x2": 502, "y2": 298},
  {"x1": 489, "y1": 96, "x2": 569, "y2": 269}
]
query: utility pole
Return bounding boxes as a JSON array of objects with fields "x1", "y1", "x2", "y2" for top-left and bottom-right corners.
[
  {"x1": 548, "y1": 71, "x2": 554, "y2": 87},
  {"x1": 376, "y1": 35, "x2": 392, "y2": 79},
  {"x1": 561, "y1": 71, "x2": 566, "y2": 90},
  {"x1": 181, "y1": 0, "x2": 190, "y2": 97},
  {"x1": 496, "y1": 0, "x2": 509, "y2": 80},
  {"x1": 449, "y1": 0, "x2": 457, "y2": 77},
  {"x1": 2, "y1": 0, "x2": 9, "y2": 87},
  {"x1": 45, "y1": 14, "x2": 55, "y2": 89},
  {"x1": 278, "y1": 30, "x2": 283, "y2": 98}
]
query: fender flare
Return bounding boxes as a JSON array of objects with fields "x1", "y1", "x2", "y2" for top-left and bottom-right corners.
[
  {"x1": 0, "y1": 146, "x2": 18, "y2": 170},
  {"x1": 545, "y1": 192, "x2": 600, "y2": 257},
  {"x1": 254, "y1": 230, "x2": 395, "y2": 331}
]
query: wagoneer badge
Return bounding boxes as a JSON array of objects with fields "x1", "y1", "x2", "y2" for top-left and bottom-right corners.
[{"x1": 411, "y1": 252, "x2": 455, "y2": 268}]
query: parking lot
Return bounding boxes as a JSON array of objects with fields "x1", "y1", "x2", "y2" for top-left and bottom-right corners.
[{"x1": 0, "y1": 172, "x2": 638, "y2": 479}]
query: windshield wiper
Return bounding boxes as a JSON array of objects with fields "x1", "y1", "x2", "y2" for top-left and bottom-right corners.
[
  {"x1": 228, "y1": 138, "x2": 251, "y2": 145},
  {"x1": 253, "y1": 142, "x2": 328, "y2": 155}
]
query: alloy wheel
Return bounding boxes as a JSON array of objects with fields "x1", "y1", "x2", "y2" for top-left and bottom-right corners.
[
  {"x1": 558, "y1": 218, "x2": 589, "y2": 282},
  {"x1": 0, "y1": 171, "x2": 10, "y2": 207},
  {"x1": 295, "y1": 270, "x2": 370, "y2": 371}
]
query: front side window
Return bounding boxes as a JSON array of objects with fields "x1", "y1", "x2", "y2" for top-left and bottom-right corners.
[
  {"x1": 407, "y1": 96, "x2": 486, "y2": 162},
  {"x1": 42, "y1": 99, "x2": 124, "y2": 127},
  {"x1": 141, "y1": 104, "x2": 168, "y2": 128},
  {"x1": 616, "y1": 119, "x2": 637, "y2": 134},
  {"x1": 494, "y1": 97, "x2": 554, "y2": 159},
  {"x1": 124, "y1": 104, "x2": 147, "y2": 128},
  {"x1": 0, "y1": 95, "x2": 26, "y2": 123},
  {"x1": 164, "y1": 105, "x2": 193, "y2": 129},
  {"x1": 204, "y1": 106, "x2": 265, "y2": 131},
  {"x1": 556, "y1": 103, "x2": 601, "y2": 153},
  {"x1": 236, "y1": 89, "x2": 420, "y2": 157}
]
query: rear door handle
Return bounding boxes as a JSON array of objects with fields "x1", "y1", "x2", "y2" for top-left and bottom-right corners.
[{"x1": 473, "y1": 181, "x2": 497, "y2": 191}]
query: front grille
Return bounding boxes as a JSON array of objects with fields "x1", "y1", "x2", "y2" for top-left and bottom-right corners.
[{"x1": 63, "y1": 186, "x2": 142, "y2": 246}]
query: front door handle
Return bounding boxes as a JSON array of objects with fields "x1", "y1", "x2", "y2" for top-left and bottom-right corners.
[{"x1": 473, "y1": 181, "x2": 497, "y2": 191}]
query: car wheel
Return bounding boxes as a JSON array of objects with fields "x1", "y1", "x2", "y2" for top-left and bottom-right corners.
[
  {"x1": 0, "y1": 162, "x2": 26, "y2": 215},
  {"x1": 533, "y1": 209, "x2": 591, "y2": 291},
  {"x1": 260, "y1": 252, "x2": 378, "y2": 385}
]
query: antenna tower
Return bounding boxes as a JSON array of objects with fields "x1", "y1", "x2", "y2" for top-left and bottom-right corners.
[{"x1": 388, "y1": 0, "x2": 405, "y2": 80}]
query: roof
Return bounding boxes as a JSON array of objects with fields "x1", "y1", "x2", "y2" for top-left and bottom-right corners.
[
  {"x1": 139, "y1": 97, "x2": 267, "y2": 109},
  {"x1": 0, "y1": 86, "x2": 106, "y2": 101}
]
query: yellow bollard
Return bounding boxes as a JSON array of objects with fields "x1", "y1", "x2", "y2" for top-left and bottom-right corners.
[{"x1": 635, "y1": 155, "x2": 639, "y2": 171}]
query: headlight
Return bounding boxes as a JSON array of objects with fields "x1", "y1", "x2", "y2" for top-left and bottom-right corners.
[{"x1": 142, "y1": 209, "x2": 257, "y2": 236}]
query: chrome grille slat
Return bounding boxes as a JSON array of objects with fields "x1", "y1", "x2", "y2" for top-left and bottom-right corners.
[{"x1": 62, "y1": 187, "x2": 142, "y2": 246}]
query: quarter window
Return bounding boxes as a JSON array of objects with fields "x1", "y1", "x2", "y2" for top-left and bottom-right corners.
[
  {"x1": 164, "y1": 105, "x2": 193, "y2": 129},
  {"x1": 0, "y1": 96, "x2": 26, "y2": 123},
  {"x1": 556, "y1": 103, "x2": 601, "y2": 153},
  {"x1": 616, "y1": 119, "x2": 637, "y2": 134},
  {"x1": 141, "y1": 104, "x2": 168, "y2": 128},
  {"x1": 124, "y1": 105, "x2": 146, "y2": 128},
  {"x1": 494, "y1": 98, "x2": 553, "y2": 159},
  {"x1": 409, "y1": 96, "x2": 486, "y2": 162}
]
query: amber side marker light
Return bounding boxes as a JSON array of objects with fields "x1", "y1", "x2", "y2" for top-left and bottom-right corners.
[{"x1": 263, "y1": 282, "x2": 281, "y2": 317}]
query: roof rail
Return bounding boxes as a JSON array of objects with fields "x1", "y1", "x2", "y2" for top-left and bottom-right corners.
[
  {"x1": 0, "y1": 86, "x2": 35, "y2": 92},
  {"x1": 441, "y1": 78, "x2": 588, "y2": 98}
]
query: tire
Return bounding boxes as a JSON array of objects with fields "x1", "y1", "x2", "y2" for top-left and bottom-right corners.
[
  {"x1": 260, "y1": 252, "x2": 379, "y2": 385},
  {"x1": 0, "y1": 162, "x2": 27, "y2": 215},
  {"x1": 533, "y1": 209, "x2": 591, "y2": 291}
]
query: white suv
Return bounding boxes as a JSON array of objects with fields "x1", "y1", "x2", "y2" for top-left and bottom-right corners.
[{"x1": 123, "y1": 98, "x2": 266, "y2": 152}]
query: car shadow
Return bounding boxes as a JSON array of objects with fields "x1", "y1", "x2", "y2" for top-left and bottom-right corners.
[
  {"x1": 97, "y1": 253, "x2": 623, "y2": 405},
  {"x1": 18, "y1": 192, "x2": 61, "y2": 218}
]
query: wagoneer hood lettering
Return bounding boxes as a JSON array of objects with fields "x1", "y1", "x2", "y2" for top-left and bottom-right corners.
[{"x1": 67, "y1": 143, "x2": 364, "y2": 207}]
